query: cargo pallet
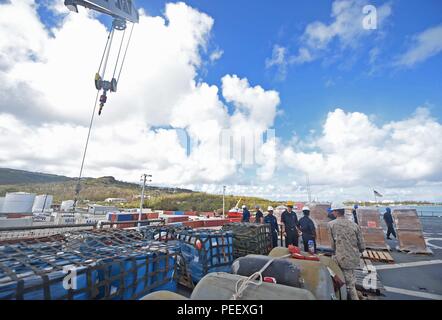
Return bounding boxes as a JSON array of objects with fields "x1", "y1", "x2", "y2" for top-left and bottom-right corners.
[
  {"x1": 0, "y1": 229, "x2": 179, "y2": 300},
  {"x1": 362, "y1": 249, "x2": 394, "y2": 263}
]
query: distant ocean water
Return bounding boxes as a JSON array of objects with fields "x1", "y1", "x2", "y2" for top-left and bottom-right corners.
[{"x1": 370, "y1": 205, "x2": 442, "y2": 217}]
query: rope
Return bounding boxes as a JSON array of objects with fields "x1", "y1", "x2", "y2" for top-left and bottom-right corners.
[
  {"x1": 101, "y1": 28, "x2": 115, "y2": 79},
  {"x1": 97, "y1": 29, "x2": 113, "y2": 74},
  {"x1": 112, "y1": 28, "x2": 126, "y2": 80},
  {"x1": 74, "y1": 90, "x2": 100, "y2": 208},
  {"x1": 231, "y1": 253, "x2": 291, "y2": 300},
  {"x1": 73, "y1": 27, "x2": 114, "y2": 208},
  {"x1": 117, "y1": 22, "x2": 135, "y2": 83}
]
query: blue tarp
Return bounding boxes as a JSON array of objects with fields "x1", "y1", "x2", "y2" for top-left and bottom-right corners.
[
  {"x1": 177, "y1": 230, "x2": 234, "y2": 283},
  {"x1": 0, "y1": 232, "x2": 179, "y2": 300}
]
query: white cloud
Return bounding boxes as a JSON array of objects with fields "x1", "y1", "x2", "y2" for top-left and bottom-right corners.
[
  {"x1": 282, "y1": 108, "x2": 442, "y2": 192},
  {"x1": 209, "y1": 49, "x2": 223, "y2": 62},
  {"x1": 395, "y1": 24, "x2": 442, "y2": 67},
  {"x1": 0, "y1": 1, "x2": 279, "y2": 187},
  {"x1": 266, "y1": 0, "x2": 392, "y2": 77},
  {"x1": 300, "y1": 0, "x2": 391, "y2": 52}
]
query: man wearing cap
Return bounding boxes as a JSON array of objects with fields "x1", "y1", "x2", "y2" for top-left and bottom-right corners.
[
  {"x1": 241, "y1": 205, "x2": 250, "y2": 223},
  {"x1": 299, "y1": 206, "x2": 316, "y2": 253},
  {"x1": 383, "y1": 207, "x2": 396, "y2": 240},
  {"x1": 328, "y1": 202, "x2": 365, "y2": 300},
  {"x1": 281, "y1": 201, "x2": 301, "y2": 247},
  {"x1": 352, "y1": 204, "x2": 359, "y2": 224},
  {"x1": 255, "y1": 205, "x2": 264, "y2": 224},
  {"x1": 264, "y1": 206, "x2": 278, "y2": 248}
]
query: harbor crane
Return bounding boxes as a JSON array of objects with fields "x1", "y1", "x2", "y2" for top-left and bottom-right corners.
[{"x1": 65, "y1": 1, "x2": 139, "y2": 211}]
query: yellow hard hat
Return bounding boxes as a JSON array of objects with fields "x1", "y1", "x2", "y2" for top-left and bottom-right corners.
[{"x1": 286, "y1": 201, "x2": 294, "y2": 207}]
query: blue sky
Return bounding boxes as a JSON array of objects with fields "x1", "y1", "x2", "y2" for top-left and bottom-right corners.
[
  {"x1": 1, "y1": 0, "x2": 441, "y2": 201},
  {"x1": 131, "y1": 0, "x2": 442, "y2": 139},
  {"x1": 35, "y1": 1, "x2": 442, "y2": 139}
]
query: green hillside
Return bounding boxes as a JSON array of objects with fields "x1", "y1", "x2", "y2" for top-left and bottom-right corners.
[
  {"x1": 126, "y1": 192, "x2": 282, "y2": 212},
  {"x1": 0, "y1": 168, "x2": 280, "y2": 211},
  {"x1": 0, "y1": 168, "x2": 71, "y2": 185}
]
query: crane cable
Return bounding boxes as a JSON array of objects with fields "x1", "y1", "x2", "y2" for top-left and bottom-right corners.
[
  {"x1": 117, "y1": 22, "x2": 135, "y2": 83},
  {"x1": 73, "y1": 28, "x2": 116, "y2": 210},
  {"x1": 73, "y1": 23, "x2": 135, "y2": 211}
]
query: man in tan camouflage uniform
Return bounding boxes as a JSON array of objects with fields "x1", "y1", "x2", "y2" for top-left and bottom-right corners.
[{"x1": 328, "y1": 202, "x2": 365, "y2": 300}]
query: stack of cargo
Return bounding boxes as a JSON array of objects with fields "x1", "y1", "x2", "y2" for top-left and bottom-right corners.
[
  {"x1": 356, "y1": 208, "x2": 389, "y2": 250},
  {"x1": 222, "y1": 223, "x2": 272, "y2": 259},
  {"x1": 176, "y1": 229, "x2": 234, "y2": 283},
  {"x1": 107, "y1": 212, "x2": 160, "y2": 229},
  {"x1": 183, "y1": 220, "x2": 205, "y2": 229},
  {"x1": 202, "y1": 218, "x2": 230, "y2": 228},
  {"x1": 393, "y1": 209, "x2": 432, "y2": 254},
  {"x1": 0, "y1": 229, "x2": 179, "y2": 300},
  {"x1": 160, "y1": 215, "x2": 190, "y2": 225},
  {"x1": 309, "y1": 204, "x2": 333, "y2": 251},
  {"x1": 140, "y1": 225, "x2": 187, "y2": 241}
]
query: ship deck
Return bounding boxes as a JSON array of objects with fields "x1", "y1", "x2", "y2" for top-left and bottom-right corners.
[{"x1": 375, "y1": 217, "x2": 442, "y2": 300}]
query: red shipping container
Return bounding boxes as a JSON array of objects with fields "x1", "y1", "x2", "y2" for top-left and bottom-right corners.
[
  {"x1": 185, "y1": 211, "x2": 198, "y2": 216},
  {"x1": 200, "y1": 212, "x2": 215, "y2": 218},
  {"x1": 203, "y1": 219, "x2": 230, "y2": 228},
  {"x1": 147, "y1": 212, "x2": 159, "y2": 219},
  {"x1": 166, "y1": 216, "x2": 190, "y2": 223},
  {"x1": 183, "y1": 220, "x2": 205, "y2": 228}
]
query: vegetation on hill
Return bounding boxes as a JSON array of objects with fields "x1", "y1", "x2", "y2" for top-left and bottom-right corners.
[
  {"x1": 118, "y1": 192, "x2": 282, "y2": 212},
  {"x1": 0, "y1": 168, "x2": 71, "y2": 185},
  {"x1": 0, "y1": 171, "x2": 192, "y2": 203}
]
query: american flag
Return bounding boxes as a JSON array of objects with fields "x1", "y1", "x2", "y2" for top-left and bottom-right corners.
[{"x1": 373, "y1": 190, "x2": 383, "y2": 197}]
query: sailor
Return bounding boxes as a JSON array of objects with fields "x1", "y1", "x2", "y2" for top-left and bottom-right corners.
[
  {"x1": 328, "y1": 202, "x2": 365, "y2": 300},
  {"x1": 241, "y1": 205, "x2": 250, "y2": 223},
  {"x1": 299, "y1": 206, "x2": 316, "y2": 253},
  {"x1": 352, "y1": 204, "x2": 359, "y2": 224},
  {"x1": 255, "y1": 205, "x2": 264, "y2": 224},
  {"x1": 383, "y1": 207, "x2": 397, "y2": 240},
  {"x1": 281, "y1": 201, "x2": 301, "y2": 247},
  {"x1": 264, "y1": 206, "x2": 278, "y2": 248},
  {"x1": 327, "y1": 207, "x2": 336, "y2": 220}
]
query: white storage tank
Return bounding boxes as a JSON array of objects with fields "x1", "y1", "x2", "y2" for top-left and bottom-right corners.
[
  {"x1": 60, "y1": 200, "x2": 75, "y2": 212},
  {"x1": 32, "y1": 194, "x2": 53, "y2": 212},
  {"x1": 0, "y1": 197, "x2": 4, "y2": 213},
  {"x1": 1, "y1": 192, "x2": 36, "y2": 214}
]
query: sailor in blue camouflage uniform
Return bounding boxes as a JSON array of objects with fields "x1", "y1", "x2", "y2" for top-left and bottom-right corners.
[
  {"x1": 328, "y1": 202, "x2": 366, "y2": 300},
  {"x1": 264, "y1": 206, "x2": 279, "y2": 248}
]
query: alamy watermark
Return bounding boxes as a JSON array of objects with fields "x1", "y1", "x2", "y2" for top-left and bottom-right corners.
[
  {"x1": 362, "y1": 5, "x2": 378, "y2": 30},
  {"x1": 63, "y1": 265, "x2": 78, "y2": 290}
]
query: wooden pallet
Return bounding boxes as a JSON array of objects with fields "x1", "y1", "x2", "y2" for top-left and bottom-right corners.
[{"x1": 362, "y1": 249, "x2": 394, "y2": 263}]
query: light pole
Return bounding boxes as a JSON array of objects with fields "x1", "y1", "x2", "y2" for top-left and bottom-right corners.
[
  {"x1": 222, "y1": 185, "x2": 226, "y2": 219},
  {"x1": 138, "y1": 173, "x2": 152, "y2": 230}
]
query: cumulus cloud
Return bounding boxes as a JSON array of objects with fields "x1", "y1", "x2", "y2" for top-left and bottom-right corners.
[
  {"x1": 395, "y1": 24, "x2": 442, "y2": 67},
  {"x1": 282, "y1": 108, "x2": 442, "y2": 192},
  {"x1": 266, "y1": 0, "x2": 392, "y2": 78},
  {"x1": 0, "y1": 0, "x2": 279, "y2": 187}
]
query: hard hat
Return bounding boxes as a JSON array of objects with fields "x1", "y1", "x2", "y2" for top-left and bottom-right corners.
[
  {"x1": 330, "y1": 202, "x2": 346, "y2": 211},
  {"x1": 242, "y1": 205, "x2": 247, "y2": 209},
  {"x1": 286, "y1": 201, "x2": 294, "y2": 208},
  {"x1": 354, "y1": 204, "x2": 359, "y2": 209},
  {"x1": 302, "y1": 206, "x2": 310, "y2": 211},
  {"x1": 267, "y1": 206, "x2": 274, "y2": 211},
  {"x1": 255, "y1": 205, "x2": 260, "y2": 209}
]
